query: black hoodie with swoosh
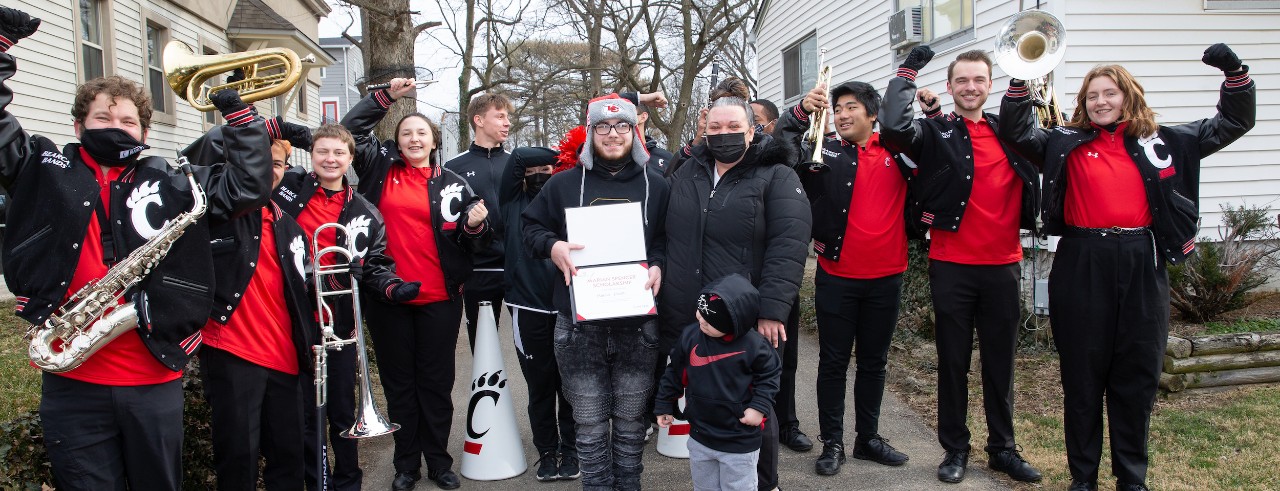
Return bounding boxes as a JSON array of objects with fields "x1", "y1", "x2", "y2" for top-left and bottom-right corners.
[{"x1": 654, "y1": 273, "x2": 781, "y2": 454}]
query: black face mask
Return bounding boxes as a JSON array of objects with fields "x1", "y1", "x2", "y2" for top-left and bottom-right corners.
[
  {"x1": 524, "y1": 172, "x2": 552, "y2": 196},
  {"x1": 596, "y1": 155, "x2": 629, "y2": 174},
  {"x1": 706, "y1": 132, "x2": 748, "y2": 164},
  {"x1": 80, "y1": 127, "x2": 149, "y2": 166}
]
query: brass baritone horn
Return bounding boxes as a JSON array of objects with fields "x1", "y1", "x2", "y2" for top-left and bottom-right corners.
[
  {"x1": 994, "y1": 9, "x2": 1067, "y2": 127},
  {"x1": 163, "y1": 40, "x2": 304, "y2": 112}
]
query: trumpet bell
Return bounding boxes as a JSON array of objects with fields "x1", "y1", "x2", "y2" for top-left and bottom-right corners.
[{"x1": 994, "y1": 9, "x2": 1066, "y2": 81}]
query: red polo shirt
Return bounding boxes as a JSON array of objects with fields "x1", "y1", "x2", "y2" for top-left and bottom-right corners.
[
  {"x1": 295, "y1": 187, "x2": 347, "y2": 267},
  {"x1": 819, "y1": 134, "x2": 909, "y2": 279},
  {"x1": 53, "y1": 150, "x2": 180, "y2": 386},
  {"x1": 929, "y1": 117, "x2": 1024, "y2": 265},
  {"x1": 380, "y1": 165, "x2": 449, "y2": 304},
  {"x1": 201, "y1": 208, "x2": 297, "y2": 374},
  {"x1": 1065, "y1": 122, "x2": 1152, "y2": 228}
]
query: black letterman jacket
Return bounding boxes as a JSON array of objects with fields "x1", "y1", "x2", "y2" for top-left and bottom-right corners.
[
  {"x1": 341, "y1": 91, "x2": 493, "y2": 298},
  {"x1": 0, "y1": 51, "x2": 272, "y2": 371},
  {"x1": 997, "y1": 71, "x2": 1256, "y2": 265},
  {"x1": 881, "y1": 73, "x2": 1040, "y2": 235},
  {"x1": 206, "y1": 201, "x2": 318, "y2": 371},
  {"x1": 774, "y1": 103, "x2": 925, "y2": 262},
  {"x1": 272, "y1": 168, "x2": 405, "y2": 306}
]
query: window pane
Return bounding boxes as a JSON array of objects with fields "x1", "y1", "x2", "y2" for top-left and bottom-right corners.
[
  {"x1": 932, "y1": 0, "x2": 972, "y2": 39},
  {"x1": 783, "y1": 45, "x2": 800, "y2": 99},
  {"x1": 800, "y1": 36, "x2": 818, "y2": 93},
  {"x1": 146, "y1": 25, "x2": 161, "y2": 67},
  {"x1": 150, "y1": 68, "x2": 166, "y2": 111},
  {"x1": 83, "y1": 44, "x2": 103, "y2": 81},
  {"x1": 80, "y1": 0, "x2": 100, "y2": 44}
]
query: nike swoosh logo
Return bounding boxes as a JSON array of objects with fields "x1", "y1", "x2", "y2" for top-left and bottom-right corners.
[{"x1": 689, "y1": 344, "x2": 745, "y2": 367}]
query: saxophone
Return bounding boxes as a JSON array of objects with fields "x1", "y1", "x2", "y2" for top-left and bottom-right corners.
[{"x1": 27, "y1": 162, "x2": 208, "y2": 372}]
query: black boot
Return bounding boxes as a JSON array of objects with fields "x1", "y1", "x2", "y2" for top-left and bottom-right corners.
[
  {"x1": 780, "y1": 426, "x2": 814, "y2": 452},
  {"x1": 936, "y1": 449, "x2": 969, "y2": 483},
  {"x1": 986, "y1": 447, "x2": 1042, "y2": 483},
  {"x1": 1069, "y1": 480, "x2": 1098, "y2": 491},
  {"x1": 851, "y1": 434, "x2": 909, "y2": 467},
  {"x1": 814, "y1": 439, "x2": 845, "y2": 476},
  {"x1": 427, "y1": 469, "x2": 460, "y2": 490}
]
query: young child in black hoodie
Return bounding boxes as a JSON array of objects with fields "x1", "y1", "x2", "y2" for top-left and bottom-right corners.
[{"x1": 655, "y1": 274, "x2": 782, "y2": 491}]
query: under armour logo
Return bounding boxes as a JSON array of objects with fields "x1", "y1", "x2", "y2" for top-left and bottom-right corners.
[
  {"x1": 1087, "y1": 152, "x2": 1099, "y2": 158},
  {"x1": 466, "y1": 171, "x2": 476, "y2": 177}
]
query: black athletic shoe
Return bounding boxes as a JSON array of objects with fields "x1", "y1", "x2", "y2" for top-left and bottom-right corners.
[
  {"x1": 852, "y1": 434, "x2": 909, "y2": 466},
  {"x1": 535, "y1": 451, "x2": 559, "y2": 482},
  {"x1": 814, "y1": 439, "x2": 845, "y2": 476},
  {"x1": 937, "y1": 449, "x2": 969, "y2": 483},
  {"x1": 987, "y1": 447, "x2": 1042, "y2": 483},
  {"x1": 558, "y1": 450, "x2": 580, "y2": 480}
]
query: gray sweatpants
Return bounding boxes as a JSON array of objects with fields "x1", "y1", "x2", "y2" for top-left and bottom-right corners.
[{"x1": 688, "y1": 437, "x2": 760, "y2": 491}]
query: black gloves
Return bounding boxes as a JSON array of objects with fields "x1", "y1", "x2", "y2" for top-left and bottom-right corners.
[
  {"x1": 900, "y1": 45, "x2": 935, "y2": 73},
  {"x1": 390, "y1": 281, "x2": 421, "y2": 303},
  {"x1": 1202, "y1": 43, "x2": 1242, "y2": 72},
  {"x1": 226, "y1": 68, "x2": 246, "y2": 85},
  {"x1": 348, "y1": 259, "x2": 364, "y2": 283},
  {"x1": 212, "y1": 89, "x2": 255, "y2": 126},
  {"x1": 0, "y1": 7, "x2": 41, "y2": 45},
  {"x1": 269, "y1": 116, "x2": 312, "y2": 150}
]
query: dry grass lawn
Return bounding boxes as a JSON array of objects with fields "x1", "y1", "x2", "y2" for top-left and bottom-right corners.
[{"x1": 0, "y1": 300, "x2": 41, "y2": 422}]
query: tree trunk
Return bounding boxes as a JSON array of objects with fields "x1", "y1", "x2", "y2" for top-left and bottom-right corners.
[
  {"x1": 1180, "y1": 366, "x2": 1280, "y2": 390},
  {"x1": 1163, "y1": 350, "x2": 1280, "y2": 374},
  {"x1": 360, "y1": 0, "x2": 419, "y2": 141}
]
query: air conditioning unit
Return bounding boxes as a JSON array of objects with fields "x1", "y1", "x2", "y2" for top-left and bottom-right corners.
[{"x1": 889, "y1": 7, "x2": 924, "y2": 49}]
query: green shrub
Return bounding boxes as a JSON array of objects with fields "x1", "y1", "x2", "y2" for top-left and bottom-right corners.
[
  {"x1": 896, "y1": 240, "x2": 935, "y2": 339},
  {"x1": 1170, "y1": 205, "x2": 1280, "y2": 323}
]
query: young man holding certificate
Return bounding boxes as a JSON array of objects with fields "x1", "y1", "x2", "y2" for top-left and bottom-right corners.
[{"x1": 522, "y1": 94, "x2": 670, "y2": 491}]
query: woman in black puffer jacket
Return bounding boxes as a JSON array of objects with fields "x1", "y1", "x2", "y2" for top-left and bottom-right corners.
[{"x1": 658, "y1": 94, "x2": 812, "y2": 491}]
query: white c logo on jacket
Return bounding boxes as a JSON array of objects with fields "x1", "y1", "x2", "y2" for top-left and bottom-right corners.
[
  {"x1": 289, "y1": 235, "x2": 307, "y2": 280},
  {"x1": 441, "y1": 183, "x2": 464, "y2": 223},
  {"x1": 126, "y1": 180, "x2": 168, "y2": 239},
  {"x1": 1138, "y1": 133, "x2": 1173, "y2": 169},
  {"x1": 346, "y1": 215, "x2": 371, "y2": 258}
]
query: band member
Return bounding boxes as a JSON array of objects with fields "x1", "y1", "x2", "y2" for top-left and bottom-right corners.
[
  {"x1": 501, "y1": 147, "x2": 577, "y2": 482},
  {"x1": 0, "y1": 8, "x2": 272, "y2": 490},
  {"x1": 660, "y1": 87, "x2": 811, "y2": 491},
  {"x1": 271, "y1": 123, "x2": 417, "y2": 491},
  {"x1": 998, "y1": 45, "x2": 1255, "y2": 491},
  {"x1": 522, "y1": 94, "x2": 669, "y2": 491},
  {"x1": 445, "y1": 93, "x2": 511, "y2": 350},
  {"x1": 775, "y1": 81, "x2": 915, "y2": 475},
  {"x1": 339, "y1": 79, "x2": 490, "y2": 491},
  {"x1": 187, "y1": 137, "x2": 315, "y2": 491},
  {"x1": 880, "y1": 46, "x2": 1043, "y2": 484}
]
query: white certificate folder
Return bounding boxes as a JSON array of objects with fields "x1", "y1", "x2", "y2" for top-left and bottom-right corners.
[{"x1": 565, "y1": 202, "x2": 655, "y2": 323}]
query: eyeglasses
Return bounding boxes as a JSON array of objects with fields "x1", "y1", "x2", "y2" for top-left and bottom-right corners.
[{"x1": 592, "y1": 122, "x2": 633, "y2": 135}]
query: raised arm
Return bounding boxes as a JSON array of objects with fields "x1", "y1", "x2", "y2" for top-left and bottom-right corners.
[
  {"x1": 341, "y1": 79, "x2": 415, "y2": 175},
  {"x1": 0, "y1": 9, "x2": 42, "y2": 191},
  {"x1": 996, "y1": 79, "x2": 1051, "y2": 168},
  {"x1": 880, "y1": 46, "x2": 937, "y2": 158},
  {"x1": 195, "y1": 89, "x2": 273, "y2": 223},
  {"x1": 1181, "y1": 43, "x2": 1256, "y2": 159}
]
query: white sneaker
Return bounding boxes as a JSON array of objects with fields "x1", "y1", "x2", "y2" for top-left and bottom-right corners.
[{"x1": 644, "y1": 425, "x2": 655, "y2": 442}]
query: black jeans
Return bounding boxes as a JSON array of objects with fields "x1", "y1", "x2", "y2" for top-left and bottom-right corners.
[
  {"x1": 302, "y1": 341, "x2": 360, "y2": 491},
  {"x1": 365, "y1": 296, "x2": 463, "y2": 473},
  {"x1": 510, "y1": 307, "x2": 575, "y2": 455},
  {"x1": 40, "y1": 372, "x2": 183, "y2": 491},
  {"x1": 464, "y1": 270, "x2": 505, "y2": 351},
  {"x1": 201, "y1": 347, "x2": 304, "y2": 491},
  {"x1": 929, "y1": 260, "x2": 1021, "y2": 453},
  {"x1": 1051, "y1": 233, "x2": 1168, "y2": 486},
  {"x1": 814, "y1": 269, "x2": 903, "y2": 442},
  {"x1": 554, "y1": 315, "x2": 657, "y2": 491}
]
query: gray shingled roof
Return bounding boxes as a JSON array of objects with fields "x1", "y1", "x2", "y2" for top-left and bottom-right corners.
[{"x1": 228, "y1": 0, "x2": 294, "y2": 31}]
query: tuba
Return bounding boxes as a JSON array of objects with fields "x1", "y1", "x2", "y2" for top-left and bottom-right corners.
[
  {"x1": 28, "y1": 162, "x2": 207, "y2": 372},
  {"x1": 801, "y1": 48, "x2": 833, "y2": 173},
  {"x1": 994, "y1": 9, "x2": 1067, "y2": 127},
  {"x1": 163, "y1": 40, "x2": 304, "y2": 112}
]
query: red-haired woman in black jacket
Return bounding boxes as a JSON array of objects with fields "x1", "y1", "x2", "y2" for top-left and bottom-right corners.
[{"x1": 998, "y1": 44, "x2": 1255, "y2": 491}]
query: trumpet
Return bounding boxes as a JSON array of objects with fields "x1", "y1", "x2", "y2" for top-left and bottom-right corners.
[
  {"x1": 163, "y1": 40, "x2": 304, "y2": 112},
  {"x1": 801, "y1": 48, "x2": 832, "y2": 173},
  {"x1": 994, "y1": 9, "x2": 1067, "y2": 127}
]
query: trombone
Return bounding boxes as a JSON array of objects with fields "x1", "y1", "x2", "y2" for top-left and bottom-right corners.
[
  {"x1": 801, "y1": 48, "x2": 833, "y2": 173},
  {"x1": 311, "y1": 223, "x2": 398, "y2": 482},
  {"x1": 993, "y1": 9, "x2": 1067, "y2": 127}
]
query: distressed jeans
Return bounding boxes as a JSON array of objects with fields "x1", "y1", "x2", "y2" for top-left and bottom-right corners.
[{"x1": 554, "y1": 314, "x2": 658, "y2": 491}]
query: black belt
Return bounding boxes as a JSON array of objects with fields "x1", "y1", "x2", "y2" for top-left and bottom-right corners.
[{"x1": 1065, "y1": 226, "x2": 1151, "y2": 237}]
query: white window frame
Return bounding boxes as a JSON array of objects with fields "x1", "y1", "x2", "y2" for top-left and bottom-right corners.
[
  {"x1": 893, "y1": 0, "x2": 976, "y2": 60},
  {"x1": 74, "y1": 0, "x2": 114, "y2": 82},
  {"x1": 781, "y1": 32, "x2": 818, "y2": 106},
  {"x1": 200, "y1": 41, "x2": 224, "y2": 131},
  {"x1": 142, "y1": 14, "x2": 175, "y2": 125}
]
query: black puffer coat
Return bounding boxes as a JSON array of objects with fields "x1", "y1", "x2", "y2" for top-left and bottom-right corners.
[{"x1": 659, "y1": 133, "x2": 811, "y2": 333}]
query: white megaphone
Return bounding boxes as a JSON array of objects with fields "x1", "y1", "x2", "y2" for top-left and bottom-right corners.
[
  {"x1": 460, "y1": 302, "x2": 527, "y2": 480},
  {"x1": 656, "y1": 358, "x2": 691, "y2": 459}
]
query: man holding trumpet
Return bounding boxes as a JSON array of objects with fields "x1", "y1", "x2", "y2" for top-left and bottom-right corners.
[{"x1": 776, "y1": 77, "x2": 918, "y2": 477}]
